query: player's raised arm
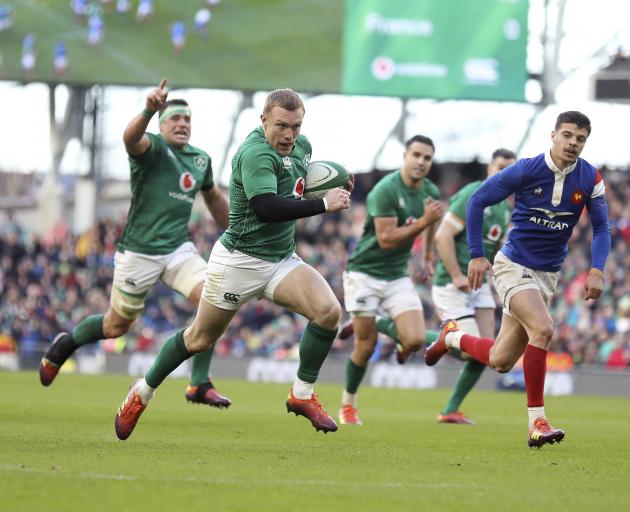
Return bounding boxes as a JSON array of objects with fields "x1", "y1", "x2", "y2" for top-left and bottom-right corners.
[{"x1": 123, "y1": 79, "x2": 168, "y2": 156}]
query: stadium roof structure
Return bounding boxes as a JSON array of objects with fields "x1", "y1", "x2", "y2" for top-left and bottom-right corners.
[{"x1": 1, "y1": 83, "x2": 629, "y2": 186}]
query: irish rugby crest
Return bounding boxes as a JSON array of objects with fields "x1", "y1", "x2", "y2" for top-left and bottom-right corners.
[{"x1": 193, "y1": 156, "x2": 207, "y2": 171}]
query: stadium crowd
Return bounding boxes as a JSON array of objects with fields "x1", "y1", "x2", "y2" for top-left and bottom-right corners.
[{"x1": 1, "y1": 168, "x2": 629, "y2": 368}]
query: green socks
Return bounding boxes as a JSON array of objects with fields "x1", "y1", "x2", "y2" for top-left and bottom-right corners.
[
  {"x1": 145, "y1": 330, "x2": 193, "y2": 388},
  {"x1": 374, "y1": 317, "x2": 440, "y2": 347},
  {"x1": 443, "y1": 359, "x2": 485, "y2": 414},
  {"x1": 297, "y1": 322, "x2": 337, "y2": 383},
  {"x1": 424, "y1": 329, "x2": 439, "y2": 346},
  {"x1": 345, "y1": 359, "x2": 367, "y2": 394},
  {"x1": 190, "y1": 345, "x2": 216, "y2": 386},
  {"x1": 355, "y1": 314, "x2": 484, "y2": 414},
  {"x1": 71, "y1": 314, "x2": 105, "y2": 346},
  {"x1": 376, "y1": 317, "x2": 399, "y2": 343}
]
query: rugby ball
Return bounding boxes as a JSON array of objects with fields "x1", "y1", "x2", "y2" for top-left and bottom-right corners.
[{"x1": 303, "y1": 161, "x2": 351, "y2": 199}]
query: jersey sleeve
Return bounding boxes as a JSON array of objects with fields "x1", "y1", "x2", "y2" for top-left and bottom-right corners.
[
  {"x1": 201, "y1": 153, "x2": 214, "y2": 190},
  {"x1": 129, "y1": 132, "x2": 162, "y2": 170},
  {"x1": 367, "y1": 182, "x2": 397, "y2": 218},
  {"x1": 466, "y1": 161, "x2": 524, "y2": 258},
  {"x1": 240, "y1": 147, "x2": 279, "y2": 199},
  {"x1": 586, "y1": 172, "x2": 611, "y2": 272},
  {"x1": 591, "y1": 169, "x2": 606, "y2": 199},
  {"x1": 449, "y1": 183, "x2": 477, "y2": 220}
]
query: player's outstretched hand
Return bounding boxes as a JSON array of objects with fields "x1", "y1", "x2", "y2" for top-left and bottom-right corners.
[
  {"x1": 324, "y1": 187, "x2": 351, "y2": 212},
  {"x1": 467, "y1": 257, "x2": 493, "y2": 291},
  {"x1": 583, "y1": 271, "x2": 604, "y2": 301},
  {"x1": 146, "y1": 78, "x2": 168, "y2": 113}
]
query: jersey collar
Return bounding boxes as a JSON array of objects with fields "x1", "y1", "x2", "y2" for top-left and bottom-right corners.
[{"x1": 544, "y1": 150, "x2": 577, "y2": 176}]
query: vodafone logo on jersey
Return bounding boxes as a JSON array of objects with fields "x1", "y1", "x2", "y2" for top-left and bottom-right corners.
[
  {"x1": 487, "y1": 224, "x2": 502, "y2": 242},
  {"x1": 293, "y1": 177, "x2": 305, "y2": 198},
  {"x1": 179, "y1": 172, "x2": 196, "y2": 193}
]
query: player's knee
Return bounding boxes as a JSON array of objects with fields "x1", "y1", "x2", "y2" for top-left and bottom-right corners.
[
  {"x1": 183, "y1": 329, "x2": 213, "y2": 353},
  {"x1": 102, "y1": 317, "x2": 130, "y2": 339},
  {"x1": 352, "y1": 344, "x2": 375, "y2": 365},
  {"x1": 536, "y1": 323, "x2": 555, "y2": 345},
  {"x1": 398, "y1": 333, "x2": 424, "y2": 352},
  {"x1": 489, "y1": 354, "x2": 516, "y2": 373},
  {"x1": 313, "y1": 301, "x2": 342, "y2": 330},
  {"x1": 492, "y1": 363, "x2": 513, "y2": 374}
]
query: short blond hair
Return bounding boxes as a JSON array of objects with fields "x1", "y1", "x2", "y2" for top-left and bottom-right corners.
[{"x1": 263, "y1": 88, "x2": 305, "y2": 115}]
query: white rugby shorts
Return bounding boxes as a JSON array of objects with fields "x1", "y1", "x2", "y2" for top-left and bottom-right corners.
[
  {"x1": 111, "y1": 241, "x2": 206, "y2": 319},
  {"x1": 431, "y1": 282, "x2": 495, "y2": 321},
  {"x1": 343, "y1": 270, "x2": 422, "y2": 318},
  {"x1": 492, "y1": 251, "x2": 559, "y2": 315},
  {"x1": 201, "y1": 240, "x2": 304, "y2": 310}
]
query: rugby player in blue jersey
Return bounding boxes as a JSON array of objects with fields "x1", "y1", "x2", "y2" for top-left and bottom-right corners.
[{"x1": 425, "y1": 111, "x2": 611, "y2": 448}]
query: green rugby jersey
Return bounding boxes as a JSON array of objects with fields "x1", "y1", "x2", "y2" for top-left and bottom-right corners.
[
  {"x1": 220, "y1": 127, "x2": 312, "y2": 262},
  {"x1": 346, "y1": 171, "x2": 441, "y2": 280},
  {"x1": 117, "y1": 133, "x2": 214, "y2": 255},
  {"x1": 433, "y1": 181, "x2": 512, "y2": 286}
]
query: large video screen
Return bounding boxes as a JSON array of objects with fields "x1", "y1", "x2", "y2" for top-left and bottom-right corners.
[
  {"x1": 342, "y1": 0, "x2": 529, "y2": 101},
  {"x1": 0, "y1": 0, "x2": 528, "y2": 101}
]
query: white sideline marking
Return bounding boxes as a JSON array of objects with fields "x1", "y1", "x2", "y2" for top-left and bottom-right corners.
[{"x1": 0, "y1": 464, "x2": 483, "y2": 489}]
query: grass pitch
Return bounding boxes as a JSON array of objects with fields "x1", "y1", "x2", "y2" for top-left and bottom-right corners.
[{"x1": 1, "y1": 371, "x2": 629, "y2": 512}]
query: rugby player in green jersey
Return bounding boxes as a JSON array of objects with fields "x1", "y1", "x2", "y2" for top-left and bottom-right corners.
[
  {"x1": 431, "y1": 149, "x2": 516, "y2": 425},
  {"x1": 40, "y1": 80, "x2": 232, "y2": 408},
  {"x1": 115, "y1": 88, "x2": 353, "y2": 439},
  {"x1": 338, "y1": 135, "x2": 446, "y2": 426}
]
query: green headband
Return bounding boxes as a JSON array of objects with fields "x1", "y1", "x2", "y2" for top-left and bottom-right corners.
[{"x1": 159, "y1": 105, "x2": 192, "y2": 123}]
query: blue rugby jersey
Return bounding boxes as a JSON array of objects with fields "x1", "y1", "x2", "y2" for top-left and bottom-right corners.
[{"x1": 466, "y1": 152, "x2": 610, "y2": 272}]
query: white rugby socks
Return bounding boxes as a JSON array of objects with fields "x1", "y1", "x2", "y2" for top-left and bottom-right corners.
[
  {"x1": 135, "y1": 378, "x2": 156, "y2": 405},
  {"x1": 292, "y1": 378, "x2": 313, "y2": 400},
  {"x1": 528, "y1": 407, "x2": 546, "y2": 429},
  {"x1": 341, "y1": 390, "x2": 357, "y2": 407}
]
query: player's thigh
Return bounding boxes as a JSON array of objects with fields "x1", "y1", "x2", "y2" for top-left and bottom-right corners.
[
  {"x1": 508, "y1": 288, "x2": 555, "y2": 348},
  {"x1": 200, "y1": 240, "x2": 271, "y2": 311},
  {"x1": 271, "y1": 263, "x2": 340, "y2": 325},
  {"x1": 110, "y1": 250, "x2": 165, "y2": 320},
  {"x1": 381, "y1": 276, "x2": 422, "y2": 322},
  {"x1": 185, "y1": 299, "x2": 237, "y2": 351},
  {"x1": 187, "y1": 282, "x2": 203, "y2": 307},
  {"x1": 493, "y1": 253, "x2": 557, "y2": 314},
  {"x1": 342, "y1": 270, "x2": 381, "y2": 317},
  {"x1": 393, "y1": 309, "x2": 425, "y2": 346},
  {"x1": 161, "y1": 241, "x2": 206, "y2": 303},
  {"x1": 474, "y1": 308, "x2": 496, "y2": 339},
  {"x1": 490, "y1": 313, "x2": 529, "y2": 371},
  {"x1": 431, "y1": 285, "x2": 474, "y2": 322}
]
